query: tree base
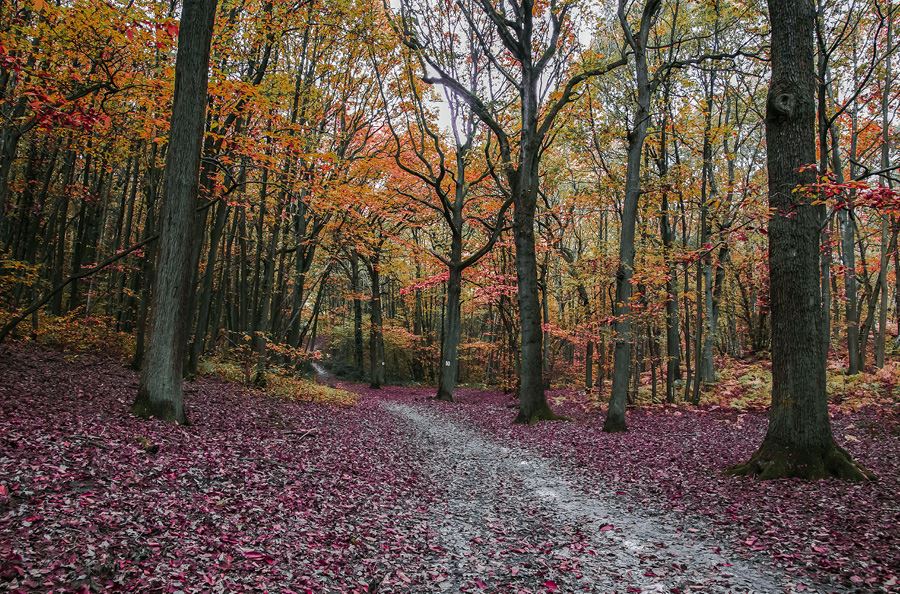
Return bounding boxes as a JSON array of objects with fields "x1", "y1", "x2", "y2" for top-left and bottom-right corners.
[
  {"x1": 726, "y1": 439, "x2": 875, "y2": 481},
  {"x1": 132, "y1": 397, "x2": 187, "y2": 425},
  {"x1": 434, "y1": 390, "x2": 454, "y2": 402},
  {"x1": 514, "y1": 404, "x2": 567, "y2": 425},
  {"x1": 252, "y1": 372, "x2": 267, "y2": 388},
  {"x1": 602, "y1": 414, "x2": 627, "y2": 433}
]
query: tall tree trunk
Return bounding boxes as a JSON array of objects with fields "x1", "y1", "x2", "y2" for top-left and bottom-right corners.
[
  {"x1": 436, "y1": 264, "x2": 462, "y2": 401},
  {"x1": 350, "y1": 251, "x2": 365, "y2": 379},
  {"x1": 368, "y1": 250, "x2": 386, "y2": 389},
  {"x1": 729, "y1": 0, "x2": 870, "y2": 480},
  {"x1": 134, "y1": 0, "x2": 217, "y2": 424},
  {"x1": 50, "y1": 150, "x2": 76, "y2": 314},
  {"x1": 187, "y1": 199, "x2": 228, "y2": 375},
  {"x1": 511, "y1": 79, "x2": 555, "y2": 423},
  {"x1": 875, "y1": 8, "x2": 893, "y2": 368},
  {"x1": 605, "y1": 4, "x2": 658, "y2": 430}
]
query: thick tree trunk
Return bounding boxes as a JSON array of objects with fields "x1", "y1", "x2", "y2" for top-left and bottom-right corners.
[
  {"x1": 511, "y1": 72, "x2": 555, "y2": 424},
  {"x1": 513, "y1": 186, "x2": 556, "y2": 423},
  {"x1": 133, "y1": 0, "x2": 217, "y2": 424},
  {"x1": 728, "y1": 0, "x2": 870, "y2": 480}
]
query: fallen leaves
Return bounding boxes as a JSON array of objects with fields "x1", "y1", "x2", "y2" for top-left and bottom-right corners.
[
  {"x1": 382, "y1": 384, "x2": 900, "y2": 591},
  {"x1": 0, "y1": 345, "x2": 437, "y2": 592},
  {"x1": 2, "y1": 344, "x2": 898, "y2": 592}
]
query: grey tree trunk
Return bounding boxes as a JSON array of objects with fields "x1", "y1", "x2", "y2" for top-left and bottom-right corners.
[
  {"x1": 728, "y1": 0, "x2": 870, "y2": 480},
  {"x1": 511, "y1": 67, "x2": 555, "y2": 424},
  {"x1": 875, "y1": 9, "x2": 893, "y2": 369},
  {"x1": 436, "y1": 265, "x2": 462, "y2": 401},
  {"x1": 605, "y1": 0, "x2": 659, "y2": 431},
  {"x1": 133, "y1": 0, "x2": 217, "y2": 424},
  {"x1": 368, "y1": 251, "x2": 386, "y2": 389}
]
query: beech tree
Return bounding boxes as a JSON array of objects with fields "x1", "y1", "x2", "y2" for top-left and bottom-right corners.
[
  {"x1": 728, "y1": 0, "x2": 872, "y2": 480},
  {"x1": 133, "y1": 0, "x2": 218, "y2": 423},
  {"x1": 394, "y1": 0, "x2": 625, "y2": 423}
]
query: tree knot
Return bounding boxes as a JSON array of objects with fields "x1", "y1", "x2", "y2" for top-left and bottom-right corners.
[{"x1": 770, "y1": 92, "x2": 797, "y2": 118}]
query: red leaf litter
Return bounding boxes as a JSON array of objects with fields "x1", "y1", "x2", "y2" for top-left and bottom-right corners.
[
  {"x1": 2, "y1": 344, "x2": 898, "y2": 592},
  {"x1": 0, "y1": 345, "x2": 440, "y2": 592},
  {"x1": 378, "y1": 386, "x2": 899, "y2": 592}
]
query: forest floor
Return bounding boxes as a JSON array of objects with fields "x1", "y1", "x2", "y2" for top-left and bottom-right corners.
[{"x1": 1, "y1": 345, "x2": 897, "y2": 593}]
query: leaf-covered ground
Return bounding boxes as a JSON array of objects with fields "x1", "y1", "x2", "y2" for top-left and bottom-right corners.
[
  {"x1": 0, "y1": 345, "x2": 441, "y2": 592},
  {"x1": 2, "y1": 346, "x2": 897, "y2": 592},
  {"x1": 367, "y1": 386, "x2": 899, "y2": 592}
]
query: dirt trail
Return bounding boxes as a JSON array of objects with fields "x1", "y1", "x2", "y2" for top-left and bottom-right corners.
[{"x1": 384, "y1": 401, "x2": 831, "y2": 594}]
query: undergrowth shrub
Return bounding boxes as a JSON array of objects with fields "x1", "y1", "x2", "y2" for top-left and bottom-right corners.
[
  {"x1": 0, "y1": 308, "x2": 135, "y2": 360},
  {"x1": 199, "y1": 355, "x2": 357, "y2": 406}
]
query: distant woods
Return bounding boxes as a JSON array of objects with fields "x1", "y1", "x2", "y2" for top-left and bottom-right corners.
[{"x1": 0, "y1": 0, "x2": 896, "y2": 476}]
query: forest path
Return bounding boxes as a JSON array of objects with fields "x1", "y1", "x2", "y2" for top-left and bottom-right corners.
[{"x1": 383, "y1": 401, "x2": 822, "y2": 594}]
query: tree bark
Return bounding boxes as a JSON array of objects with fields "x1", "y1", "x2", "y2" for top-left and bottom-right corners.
[
  {"x1": 728, "y1": 0, "x2": 871, "y2": 480},
  {"x1": 605, "y1": 0, "x2": 659, "y2": 430},
  {"x1": 368, "y1": 250, "x2": 386, "y2": 389},
  {"x1": 436, "y1": 265, "x2": 462, "y2": 401},
  {"x1": 133, "y1": 0, "x2": 217, "y2": 424}
]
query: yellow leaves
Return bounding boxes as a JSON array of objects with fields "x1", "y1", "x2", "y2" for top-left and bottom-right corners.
[
  {"x1": 199, "y1": 354, "x2": 358, "y2": 406},
  {"x1": 0, "y1": 259, "x2": 40, "y2": 293}
]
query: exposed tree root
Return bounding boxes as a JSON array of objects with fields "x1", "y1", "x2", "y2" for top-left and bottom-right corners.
[{"x1": 726, "y1": 439, "x2": 876, "y2": 481}]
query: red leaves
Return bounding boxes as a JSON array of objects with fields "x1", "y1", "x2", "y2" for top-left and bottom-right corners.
[
  {"x1": 399, "y1": 270, "x2": 449, "y2": 295},
  {"x1": 544, "y1": 578, "x2": 559, "y2": 591},
  {"x1": 805, "y1": 173, "x2": 900, "y2": 213},
  {"x1": 0, "y1": 345, "x2": 439, "y2": 591},
  {"x1": 242, "y1": 550, "x2": 276, "y2": 565}
]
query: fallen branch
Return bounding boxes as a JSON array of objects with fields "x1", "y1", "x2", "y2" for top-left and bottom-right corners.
[
  {"x1": 0, "y1": 199, "x2": 219, "y2": 345},
  {"x1": 0, "y1": 235, "x2": 159, "y2": 344},
  {"x1": 283, "y1": 428, "x2": 318, "y2": 440}
]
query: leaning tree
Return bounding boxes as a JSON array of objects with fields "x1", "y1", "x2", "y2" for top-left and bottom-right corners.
[{"x1": 133, "y1": 0, "x2": 218, "y2": 423}]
